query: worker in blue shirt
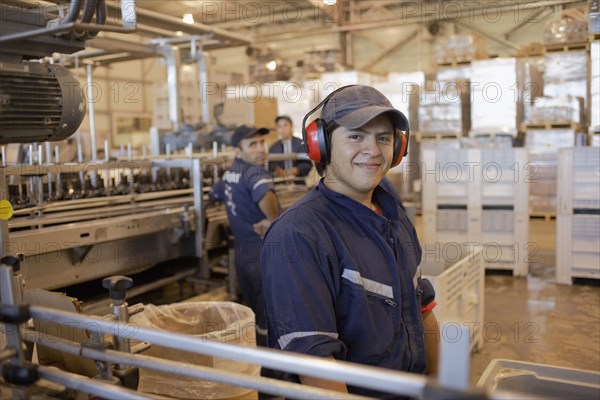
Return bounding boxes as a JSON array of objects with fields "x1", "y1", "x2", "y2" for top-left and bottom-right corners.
[
  {"x1": 210, "y1": 125, "x2": 280, "y2": 347},
  {"x1": 268, "y1": 115, "x2": 312, "y2": 178},
  {"x1": 261, "y1": 85, "x2": 438, "y2": 398}
]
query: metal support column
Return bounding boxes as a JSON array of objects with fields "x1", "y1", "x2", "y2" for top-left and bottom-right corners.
[
  {"x1": 191, "y1": 157, "x2": 207, "y2": 278},
  {"x1": 86, "y1": 63, "x2": 98, "y2": 160},
  {"x1": 160, "y1": 46, "x2": 181, "y2": 132},
  {"x1": 191, "y1": 38, "x2": 210, "y2": 125}
]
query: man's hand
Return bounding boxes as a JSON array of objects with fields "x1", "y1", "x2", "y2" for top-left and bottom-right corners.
[
  {"x1": 253, "y1": 219, "x2": 272, "y2": 238},
  {"x1": 274, "y1": 166, "x2": 286, "y2": 177},
  {"x1": 274, "y1": 166, "x2": 298, "y2": 178},
  {"x1": 300, "y1": 357, "x2": 348, "y2": 393}
]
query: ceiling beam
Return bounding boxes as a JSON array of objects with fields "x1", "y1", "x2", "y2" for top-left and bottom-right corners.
[
  {"x1": 211, "y1": 4, "x2": 318, "y2": 30},
  {"x1": 504, "y1": 7, "x2": 548, "y2": 39},
  {"x1": 455, "y1": 21, "x2": 521, "y2": 51},
  {"x1": 103, "y1": 3, "x2": 251, "y2": 48},
  {"x1": 349, "y1": 31, "x2": 386, "y2": 49},
  {"x1": 87, "y1": 37, "x2": 159, "y2": 56},
  {"x1": 254, "y1": 0, "x2": 580, "y2": 42},
  {"x1": 360, "y1": 28, "x2": 420, "y2": 72}
]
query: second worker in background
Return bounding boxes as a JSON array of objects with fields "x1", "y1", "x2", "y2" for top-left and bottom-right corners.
[
  {"x1": 269, "y1": 115, "x2": 312, "y2": 179},
  {"x1": 210, "y1": 125, "x2": 280, "y2": 347}
]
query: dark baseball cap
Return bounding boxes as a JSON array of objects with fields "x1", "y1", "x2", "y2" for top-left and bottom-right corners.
[
  {"x1": 230, "y1": 125, "x2": 269, "y2": 147},
  {"x1": 321, "y1": 85, "x2": 409, "y2": 131}
]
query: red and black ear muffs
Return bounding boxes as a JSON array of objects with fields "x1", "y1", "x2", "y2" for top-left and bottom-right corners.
[
  {"x1": 302, "y1": 86, "x2": 410, "y2": 168},
  {"x1": 304, "y1": 118, "x2": 330, "y2": 165}
]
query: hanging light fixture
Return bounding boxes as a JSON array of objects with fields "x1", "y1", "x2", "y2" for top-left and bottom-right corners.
[
  {"x1": 266, "y1": 60, "x2": 277, "y2": 71},
  {"x1": 182, "y1": 13, "x2": 194, "y2": 24},
  {"x1": 323, "y1": 0, "x2": 337, "y2": 5}
]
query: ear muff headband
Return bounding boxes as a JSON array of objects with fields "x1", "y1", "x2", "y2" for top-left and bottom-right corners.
[
  {"x1": 302, "y1": 86, "x2": 354, "y2": 165},
  {"x1": 301, "y1": 85, "x2": 409, "y2": 167}
]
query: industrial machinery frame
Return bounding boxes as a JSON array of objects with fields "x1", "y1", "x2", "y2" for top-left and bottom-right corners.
[{"x1": 0, "y1": 263, "x2": 531, "y2": 400}]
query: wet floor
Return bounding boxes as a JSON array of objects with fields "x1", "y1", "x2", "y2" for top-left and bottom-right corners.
[{"x1": 414, "y1": 217, "x2": 600, "y2": 386}]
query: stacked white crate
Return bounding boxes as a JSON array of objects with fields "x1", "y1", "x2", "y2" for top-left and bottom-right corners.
[
  {"x1": 418, "y1": 80, "x2": 471, "y2": 137},
  {"x1": 480, "y1": 148, "x2": 529, "y2": 276},
  {"x1": 469, "y1": 58, "x2": 541, "y2": 137},
  {"x1": 422, "y1": 147, "x2": 482, "y2": 245},
  {"x1": 436, "y1": 65, "x2": 471, "y2": 81},
  {"x1": 544, "y1": 51, "x2": 588, "y2": 117},
  {"x1": 591, "y1": 40, "x2": 600, "y2": 143},
  {"x1": 556, "y1": 148, "x2": 600, "y2": 284},
  {"x1": 592, "y1": 41, "x2": 600, "y2": 130},
  {"x1": 525, "y1": 129, "x2": 577, "y2": 216},
  {"x1": 420, "y1": 244, "x2": 485, "y2": 352},
  {"x1": 422, "y1": 147, "x2": 529, "y2": 276},
  {"x1": 374, "y1": 71, "x2": 425, "y2": 129}
]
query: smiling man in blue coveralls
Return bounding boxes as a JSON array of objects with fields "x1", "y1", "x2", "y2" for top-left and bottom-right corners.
[
  {"x1": 210, "y1": 125, "x2": 280, "y2": 347},
  {"x1": 260, "y1": 85, "x2": 438, "y2": 398}
]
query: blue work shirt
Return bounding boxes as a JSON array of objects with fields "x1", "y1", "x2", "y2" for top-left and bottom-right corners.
[
  {"x1": 261, "y1": 180, "x2": 426, "y2": 398},
  {"x1": 269, "y1": 136, "x2": 312, "y2": 177},
  {"x1": 210, "y1": 157, "x2": 275, "y2": 246}
]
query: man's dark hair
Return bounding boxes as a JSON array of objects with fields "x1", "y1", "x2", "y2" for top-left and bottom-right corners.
[{"x1": 275, "y1": 115, "x2": 292, "y2": 125}]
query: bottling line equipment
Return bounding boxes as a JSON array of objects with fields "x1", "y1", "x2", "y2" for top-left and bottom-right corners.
[
  {"x1": 0, "y1": 0, "x2": 306, "y2": 299},
  {"x1": 0, "y1": 149, "x2": 311, "y2": 298}
]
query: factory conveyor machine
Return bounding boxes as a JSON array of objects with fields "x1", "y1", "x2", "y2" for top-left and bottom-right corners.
[{"x1": 0, "y1": 152, "x2": 310, "y2": 297}]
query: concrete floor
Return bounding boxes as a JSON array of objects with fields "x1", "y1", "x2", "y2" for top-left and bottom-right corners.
[{"x1": 414, "y1": 217, "x2": 600, "y2": 387}]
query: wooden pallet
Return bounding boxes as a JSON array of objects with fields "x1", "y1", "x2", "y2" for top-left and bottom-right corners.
[
  {"x1": 544, "y1": 41, "x2": 589, "y2": 53},
  {"x1": 529, "y1": 213, "x2": 556, "y2": 221},
  {"x1": 436, "y1": 59, "x2": 473, "y2": 67},
  {"x1": 515, "y1": 42, "x2": 546, "y2": 58},
  {"x1": 415, "y1": 132, "x2": 463, "y2": 142},
  {"x1": 522, "y1": 122, "x2": 582, "y2": 131},
  {"x1": 468, "y1": 131, "x2": 517, "y2": 139}
]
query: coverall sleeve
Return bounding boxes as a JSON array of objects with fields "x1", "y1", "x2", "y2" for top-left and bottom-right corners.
[
  {"x1": 261, "y1": 216, "x2": 347, "y2": 360},
  {"x1": 209, "y1": 181, "x2": 225, "y2": 202},
  {"x1": 244, "y1": 165, "x2": 275, "y2": 204}
]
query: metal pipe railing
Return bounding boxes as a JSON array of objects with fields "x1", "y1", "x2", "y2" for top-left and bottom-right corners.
[
  {"x1": 29, "y1": 305, "x2": 428, "y2": 398},
  {"x1": 37, "y1": 365, "x2": 164, "y2": 400},
  {"x1": 23, "y1": 330, "x2": 367, "y2": 400}
]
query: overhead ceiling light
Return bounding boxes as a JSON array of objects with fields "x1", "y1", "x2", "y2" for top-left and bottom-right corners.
[
  {"x1": 175, "y1": 31, "x2": 183, "y2": 37},
  {"x1": 323, "y1": 0, "x2": 337, "y2": 5},
  {"x1": 183, "y1": 13, "x2": 194, "y2": 24},
  {"x1": 266, "y1": 60, "x2": 277, "y2": 71}
]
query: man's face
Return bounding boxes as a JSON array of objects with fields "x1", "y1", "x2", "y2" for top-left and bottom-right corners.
[
  {"x1": 325, "y1": 114, "x2": 394, "y2": 197},
  {"x1": 276, "y1": 119, "x2": 293, "y2": 141},
  {"x1": 236, "y1": 135, "x2": 266, "y2": 165}
]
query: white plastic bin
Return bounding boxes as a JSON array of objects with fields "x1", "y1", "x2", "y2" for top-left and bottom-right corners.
[
  {"x1": 419, "y1": 244, "x2": 485, "y2": 352},
  {"x1": 477, "y1": 359, "x2": 600, "y2": 399}
]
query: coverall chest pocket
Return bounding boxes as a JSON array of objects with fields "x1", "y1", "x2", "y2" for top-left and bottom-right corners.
[{"x1": 338, "y1": 270, "x2": 400, "y2": 363}]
